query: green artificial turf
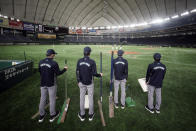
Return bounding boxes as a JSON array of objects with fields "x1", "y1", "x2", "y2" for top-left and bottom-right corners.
[{"x1": 0, "y1": 45, "x2": 196, "y2": 131}]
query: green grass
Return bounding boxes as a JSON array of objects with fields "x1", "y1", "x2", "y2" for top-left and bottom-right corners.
[{"x1": 0, "y1": 45, "x2": 196, "y2": 131}]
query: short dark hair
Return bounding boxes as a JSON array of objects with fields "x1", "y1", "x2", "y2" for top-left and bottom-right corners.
[
  {"x1": 84, "y1": 52, "x2": 90, "y2": 56},
  {"x1": 83, "y1": 46, "x2": 91, "y2": 56},
  {"x1": 46, "y1": 49, "x2": 57, "y2": 56},
  {"x1": 153, "y1": 53, "x2": 161, "y2": 61},
  {"x1": 154, "y1": 58, "x2": 160, "y2": 62},
  {"x1": 118, "y1": 50, "x2": 124, "y2": 56}
]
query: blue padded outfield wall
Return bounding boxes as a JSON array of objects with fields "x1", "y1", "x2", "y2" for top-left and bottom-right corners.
[{"x1": 0, "y1": 60, "x2": 33, "y2": 92}]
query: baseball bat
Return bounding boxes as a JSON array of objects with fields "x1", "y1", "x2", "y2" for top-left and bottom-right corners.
[
  {"x1": 98, "y1": 52, "x2": 106, "y2": 126},
  {"x1": 109, "y1": 46, "x2": 114, "y2": 118}
]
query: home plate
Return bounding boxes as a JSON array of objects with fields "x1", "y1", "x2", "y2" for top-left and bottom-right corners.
[{"x1": 138, "y1": 78, "x2": 148, "y2": 92}]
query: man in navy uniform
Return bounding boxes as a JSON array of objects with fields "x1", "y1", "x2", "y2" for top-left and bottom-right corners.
[
  {"x1": 76, "y1": 47, "x2": 102, "y2": 121},
  {"x1": 145, "y1": 53, "x2": 166, "y2": 114},
  {"x1": 113, "y1": 50, "x2": 128, "y2": 109},
  {"x1": 38, "y1": 49, "x2": 68, "y2": 123}
]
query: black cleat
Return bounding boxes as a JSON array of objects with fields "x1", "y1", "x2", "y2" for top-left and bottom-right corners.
[
  {"x1": 145, "y1": 105, "x2": 154, "y2": 114},
  {"x1": 78, "y1": 112, "x2": 85, "y2": 121},
  {"x1": 121, "y1": 104, "x2": 125, "y2": 109},
  {"x1": 49, "y1": 111, "x2": 59, "y2": 123},
  {"x1": 38, "y1": 113, "x2": 47, "y2": 123},
  {"x1": 89, "y1": 113, "x2": 95, "y2": 121},
  {"x1": 114, "y1": 103, "x2": 119, "y2": 109},
  {"x1": 155, "y1": 109, "x2": 160, "y2": 114}
]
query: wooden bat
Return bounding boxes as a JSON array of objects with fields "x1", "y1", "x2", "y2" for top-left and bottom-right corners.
[
  {"x1": 98, "y1": 52, "x2": 106, "y2": 126},
  {"x1": 60, "y1": 98, "x2": 70, "y2": 123},
  {"x1": 109, "y1": 95, "x2": 114, "y2": 118},
  {"x1": 98, "y1": 100, "x2": 106, "y2": 126}
]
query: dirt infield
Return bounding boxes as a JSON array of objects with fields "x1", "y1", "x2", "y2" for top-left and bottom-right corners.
[
  {"x1": 124, "y1": 51, "x2": 140, "y2": 54},
  {"x1": 109, "y1": 51, "x2": 140, "y2": 54}
]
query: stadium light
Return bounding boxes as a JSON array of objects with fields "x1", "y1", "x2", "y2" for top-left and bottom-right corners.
[
  {"x1": 55, "y1": 27, "x2": 59, "y2": 30},
  {"x1": 164, "y1": 17, "x2": 170, "y2": 21},
  {"x1": 3, "y1": 15, "x2": 8, "y2": 18},
  {"x1": 123, "y1": 25, "x2": 129, "y2": 28},
  {"x1": 190, "y1": 9, "x2": 196, "y2": 13},
  {"x1": 94, "y1": 27, "x2": 99, "y2": 29},
  {"x1": 88, "y1": 27, "x2": 92, "y2": 30},
  {"x1": 82, "y1": 27, "x2": 86, "y2": 29},
  {"x1": 100, "y1": 26, "x2": 105, "y2": 29},
  {"x1": 118, "y1": 26, "x2": 123, "y2": 28},
  {"x1": 129, "y1": 24, "x2": 136, "y2": 28},
  {"x1": 181, "y1": 11, "x2": 189, "y2": 16},
  {"x1": 106, "y1": 26, "x2": 111, "y2": 29},
  {"x1": 16, "y1": 19, "x2": 20, "y2": 22},
  {"x1": 11, "y1": 17, "x2": 14, "y2": 20},
  {"x1": 151, "y1": 19, "x2": 164, "y2": 24},
  {"x1": 136, "y1": 22, "x2": 148, "y2": 26},
  {"x1": 112, "y1": 26, "x2": 117, "y2": 29},
  {"x1": 171, "y1": 15, "x2": 179, "y2": 19},
  {"x1": 0, "y1": 14, "x2": 2, "y2": 17}
]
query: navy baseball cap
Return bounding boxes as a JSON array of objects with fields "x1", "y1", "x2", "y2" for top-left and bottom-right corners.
[
  {"x1": 153, "y1": 53, "x2": 161, "y2": 60},
  {"x1": 118, "y1": 50, "x2": 124, "y2": 56},
  {"x1": 84, "y1": 46, "x2": 91, "y2": 54},
  {"x1": 46, "y1": 49, "x2": 57, "y2": 56}
]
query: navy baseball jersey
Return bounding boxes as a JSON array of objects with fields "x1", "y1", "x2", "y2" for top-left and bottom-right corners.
[
  {"x1": 76, "y1": 56, "x2": 101, "y2": 85},
  {"x1": 113, "y1": 56, "x2": 128, "y2": 80},
  {"x1": 39, "y1": 58, "x2": 66, "y2": 87},
  {"x1": 146, "y1": 61, "x2": 166, "y2": 88}
]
